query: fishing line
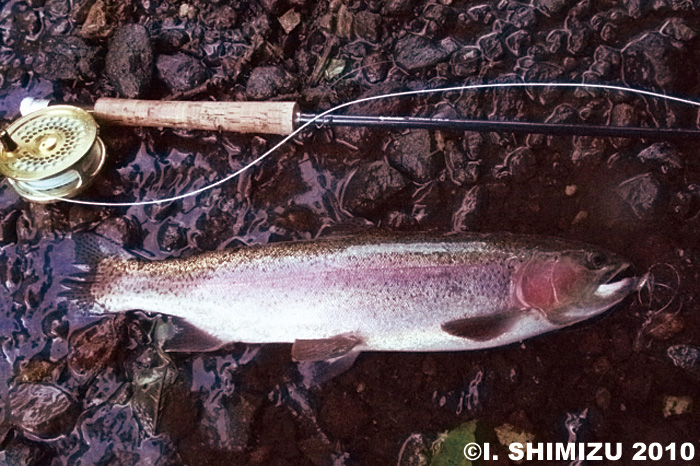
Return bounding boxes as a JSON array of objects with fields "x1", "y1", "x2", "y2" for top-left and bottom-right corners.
[{"x1": 25, "y1": 82, "x2": 700, "y2": 207}]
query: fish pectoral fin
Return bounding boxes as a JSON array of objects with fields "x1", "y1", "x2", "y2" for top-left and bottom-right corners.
[
  {"x1": 441, "y1": 311, "x2": 526, "y2": 341},
  {"x1": 292, "y1": 334, "x2": 362, "y2": 362},
  {"x1": 160, "y1": 316, "x2": 227, "y2": 352}
]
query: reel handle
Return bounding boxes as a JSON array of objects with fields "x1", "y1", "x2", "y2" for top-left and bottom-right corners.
[{"x1": 93, "y1": 98, "x2": 299, "y2": 135}]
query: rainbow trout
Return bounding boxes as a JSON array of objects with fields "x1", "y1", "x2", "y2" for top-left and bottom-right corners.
[{"x1": 62, "y1": 233, "x2": 644, "y2": 362}]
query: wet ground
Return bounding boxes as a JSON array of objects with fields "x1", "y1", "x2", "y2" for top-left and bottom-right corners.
[{"x1": 1, "y1": 0, "x2": 700, "y2": 464}]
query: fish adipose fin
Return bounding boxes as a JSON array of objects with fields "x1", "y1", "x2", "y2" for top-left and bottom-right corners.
[
  {"x1": 159, "y1": 316, "x2": 227, "y2": 352},
  {"x1": 441, "y1": 311, "x2": 526, "y2": 341},
  {"x1": 58, "y1": 233, "x2": 138, "y2": 313},
  {"x1": 292, "y1": 334, "x2": 362, "y2": 362}
]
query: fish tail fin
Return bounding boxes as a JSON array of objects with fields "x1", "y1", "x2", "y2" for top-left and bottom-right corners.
[{"x1": 58, "y1": 233, "x2": 130, "y2": 314}]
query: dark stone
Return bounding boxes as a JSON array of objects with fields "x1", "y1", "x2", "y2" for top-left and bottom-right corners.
[
  {"x1": 9, "y1": 384, "x2": 77, "y2": 438},
  {"x1": 505, "y1": 30, "x2": 531, "y2": 56},
  {"x1": 157, "y1": 221, "x2": 188, "y2": 252},
  {"x1": 450, "y1": 46, "x2": 482, "y2": 77},
  {"x1": 452, "y1": 185, "x2": 484, "y2": 231},
  {"x1": 660, "y1": 17, "x2": 697, "y2": 42},
  {"x1": 362, "y1": 51, "x2": 390, "y2": 83},
  {"x1": 506, "y1": 5, "x2": 537, "y2": 28},
  {"x1": 394, "y1": 35, "x2": 450, "y2": 71},
  {"x1": 467, "y1": 4, "x2": 493, "y2": 23},
  {"x1": 494, "y1": 147, "x2": 536, "y2": 179},
  {"x1": 105, "y1": 24, "x2": 153, "y2": 98},
  {"x1": 343, "y1": 161, "x2": 408, "y2": 217},
  {"x1": 156, "y1": 53, "x2": 208, "y2": 94},
  {"x1": 635, "y1": 143, "x2": 683, "y2": 173},
  {"x1": 245, "y1": 65, "x2": 297, "y2": 100},
  {"x1": 384, "y1": 0, "x2": 414, "y2": 15},
  {"x1": 533, "y1": 0, "x2": 569, "y2": 15},
  {"x1": 387, "y1": 130, "x2": 440, "y2": 183},
  {"x1": 260, "y1": 0, "x2": 286, "y2": 14},
  {"x1": 617, "y1": 173, "x2": 660, "y2": 218},
  {"x1": 622, "y1": 32, "x2": 681, "y2": 90},
  {"x1": 39, "y1": 36, "x2": 97, "y2": 81},
  {"x1": 95, "y1": 216, "x2": 142, "y2": 249},
  {"x1": 478, "y1": 32, "x2": 504, "y2": 61},
  {"x1": 354, "y1": 11, "x2": 381, "y2": 43},
  {"x1": 445, "y1": 140, "x2": 480, "y2": 185}
]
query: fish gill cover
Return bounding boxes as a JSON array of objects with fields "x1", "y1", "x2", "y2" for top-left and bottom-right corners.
[{"x1": 0, "y1": 0, "x2": 699, "y2": 464}]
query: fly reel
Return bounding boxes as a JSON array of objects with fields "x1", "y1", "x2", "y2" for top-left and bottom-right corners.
[{"x1": 0, "y1": 105, "x2": 106, "y2": 203}]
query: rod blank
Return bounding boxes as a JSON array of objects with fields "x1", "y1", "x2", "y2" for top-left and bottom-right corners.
[{"x1": 297, "y1": 113, "x2": 700, "y2": 140}]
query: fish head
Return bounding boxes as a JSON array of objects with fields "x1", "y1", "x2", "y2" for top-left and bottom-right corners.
[{"x1": 515, "y1": 246, "x2": 645, "y2": 326}]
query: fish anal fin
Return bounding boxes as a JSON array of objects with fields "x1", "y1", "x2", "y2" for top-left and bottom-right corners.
[
  {"x1": 441, "y1": 311, "x2": 526, "y2": 342},
  {"x1": 159, "y1": 316, "x2": 227, "y2": 352},
  {"x1": 292, "y1": 334, "x2": 362, "y2": 362}
]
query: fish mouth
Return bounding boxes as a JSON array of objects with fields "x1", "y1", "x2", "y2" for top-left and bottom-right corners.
[{"x1": 594, "y1": 262, "x2": 647, "y2": 298}]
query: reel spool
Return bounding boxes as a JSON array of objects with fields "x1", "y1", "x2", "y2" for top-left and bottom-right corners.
[{"x1": 0, "y1": 105, "x2": 106, "y2": 203}]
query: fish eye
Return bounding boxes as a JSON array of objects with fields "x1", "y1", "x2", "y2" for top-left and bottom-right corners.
[{"x1": 585, "y1": 252, "x2": 607, "y2": 269}]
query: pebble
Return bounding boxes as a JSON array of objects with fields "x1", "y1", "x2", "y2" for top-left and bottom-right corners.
[
  {"x1": 384, "y1": 0, "x2": 414, "y2": 15},
  {"x1": 662, "y1": 395, "x2": 692, "y2": 417},
  {"x1": 246, "y1": 65, "x2": 297, "y2": 100},
  {"x1": 156, "y1": 53, "x2": 208, "y2": 94},
  {"x1": 9, "y1": 384, "x2": 77, "y2": 438},
  {"x1": 40, "y1": 36, "x2": 97, "y2": 81},
  {"x1": 617, "y1": 173, "x2": 660, "y2": 218},
  {"x1": 635, "y1": 142, "x2": 683, "y2": 173},
  {"x1": 362, "y1": 51, "x2": 390, "y2": 83},
  {"x1": 450, "y1": 46, "x2": 482, "y2": 77},
  {"x1": 394, "y1": 35, "x2": 450, "y2": 71},
  {"x1": 105, "y1": 25, "x2": 153, "y2": 98},
  {"x1": 387, "y1": 130, "x2": 440, "y2": 183},
  {"x1": 354, "y1": 10, "x2": 381, "y2": 42},
  {"x1": 343, "y1": 161, "x2": 408, "y2": 217},
  {"x1": 157, "y1": 221, "x2": 188, "y2": 252}
]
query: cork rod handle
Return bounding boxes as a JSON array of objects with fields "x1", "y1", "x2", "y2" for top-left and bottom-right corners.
[{"x1": 93, "y1": 98, "x2": 299, "y2": 135}]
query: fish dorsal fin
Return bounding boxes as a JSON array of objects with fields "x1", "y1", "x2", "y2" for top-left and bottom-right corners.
[
  {"x1": 292, "y1": 334, "x2": 362, "y2": 362},
  {"x1": 159, "y1": 316, "x2": 227, "y2": 352},
  {"x1": 441, "y1": 311, "x2": 525, "y2": 341}
]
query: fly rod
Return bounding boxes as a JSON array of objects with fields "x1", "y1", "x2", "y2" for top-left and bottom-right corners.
[{"x1": 2, "y1": 95, "x2": 700, "y2": 203}]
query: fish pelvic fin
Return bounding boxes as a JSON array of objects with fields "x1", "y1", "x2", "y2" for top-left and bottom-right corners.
[
  {"x1": 441, "y1": 310, "x2": 527, "y2": 341},
  {"x1": 292, "y1": 333, "x2": 362, "y2": 362},
  {"x1": 58, "y1": 233, "x2": 134, "y2": 314}
]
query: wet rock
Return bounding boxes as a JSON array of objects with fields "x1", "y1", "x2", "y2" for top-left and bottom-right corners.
[
  {"x1": 450, "y1": 46, "x2": 482, "y2": 77},
  {"x1": 387, "y1": 130, "x2": 440, "y2": 183},
  {"x1": 589, "y1": 45, "x2": 621, "y2": 78},
  {"x1": 68, "y1": 316, "x2": 126, "y2": 379},
  {"x1": 384, "y1": 0, "x2": 414, "y2": 15},
  {"x1": 39, "y1": 36, "x2": 97, "y2": 81},
  {"x1": 362, "y1": 51, "x2": 390, "y2": 83},
  {"x1": 506, "y1": 5, "x2": 537, "y2": 28},
  {"x1": 445, "y1": 140, "x2": 480, "y2": 185},
  {"x1": 337, "y1": 4, "x2": 354, "y2": 39},
  {"x1": 194, "y1": 208, "x2": 238, "y2": 250},
  {"x1": 156, "y1": 53, "x2": 208, "y2": 94},
  {"x1": 478, "y1": 32, "x2": 505, "y2": 61},
  {"x1": 95, "y1": 216, "x2": 142, "y2": 248},
  {"x1": 452, "y1": 185, "x2": 484, "y2": 231},
  {"x1": 505, "y1": 30, "x2": 531, "y2": 56},
  {"x1": 617, "y1": 173, "x2": 660, "y2": 218},
  {"x1": 246, "y1": 65, "x2": 297, "y2": 100},
  {"x1": 105, "y1": 25, "x2": 153, "y2": 98},
  {"x1": 278, "y1": 8, "x2": 301, "y2": 34},
  {"x1": 79, "y1": 0, "x2": 111, "y2": 39},
  {"x1": 645, "y1": 311, "x2": 685, "y2": 340},
  {"x1": 635, "y1": 143, "x2": 683, "y2": 173},
  {"x1": 343, "y1": 161, "x2": 408, "y2": 217},
  {"x1": 157, "y1": 221, "x2": 188, "y2": 252},
  {"x1": 394, "y1": 35, "x2": 450, "y2": 71},
  {"x1": 660, "y1": 17, "x2": 697, "y2": 42},
  {"x1": 662, "y1": 396, "x2": 692, "y2": 417},
  {"x1": 667, "y1": 345, "x2": 700, "y2": 370},
  {"x1": 494, "y1": 147, "x2": 535, "y2": 180},
  {"x1": 534, "y1": 0, "x2": 569, "y2": 15},
  {"x1": 622, "y1": 33, "x2": 681, "y2": 90},
  {"x1": 354, "y1": 11, "x2": 381, "y2": 42},
  {"x1": 9, "y1": 384, "x2": 77, "y2": 438},
  {"x1": 467, "y1": 4, "x2": 493, "y2": 23},
  {"x1": 396, "y1": 433, "x2": 432, "y2": 466},
  {"x1": 1, "y1": 437, "x2": 51, "y2": 466},
  {"x1": 610, "y1": 103, "x2": 641, "y2": 149}
]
